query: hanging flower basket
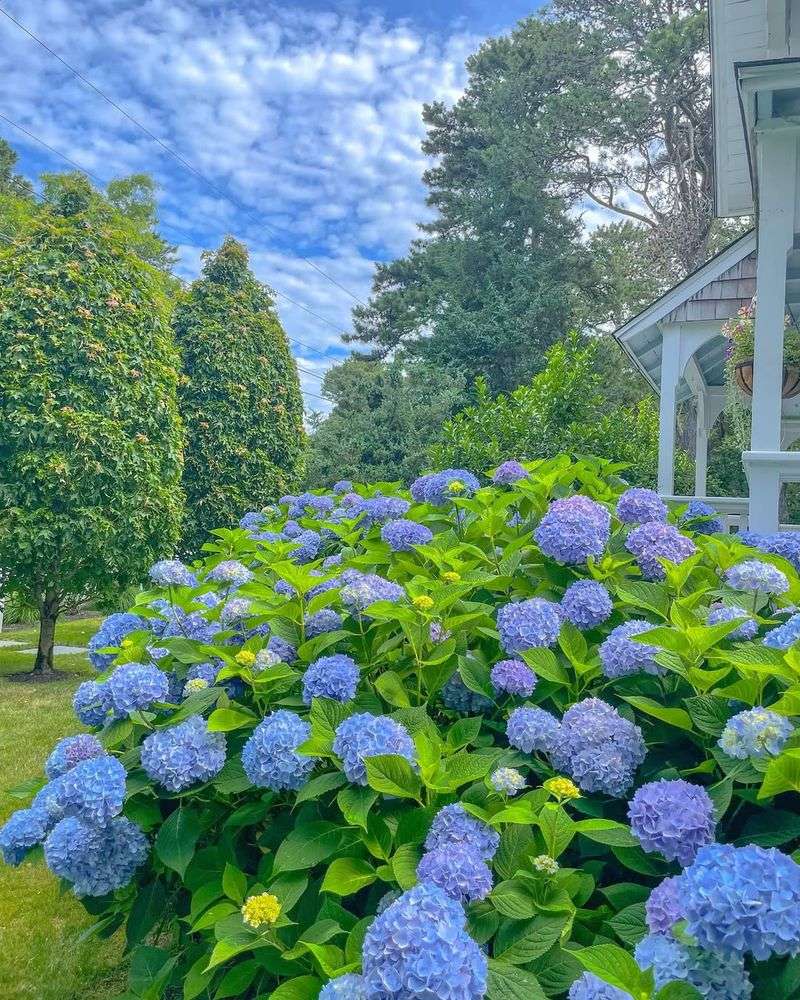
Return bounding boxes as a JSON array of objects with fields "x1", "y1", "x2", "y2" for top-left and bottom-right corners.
[{"x1": 733, "y1": 358, "x2": 800, "y2": 399}]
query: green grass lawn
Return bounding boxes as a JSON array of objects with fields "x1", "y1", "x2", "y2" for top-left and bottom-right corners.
[{"x1": 0, "y1": 617, "x2": 127, "y2": 999}]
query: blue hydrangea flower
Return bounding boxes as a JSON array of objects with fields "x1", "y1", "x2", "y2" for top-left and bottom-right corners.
[
  {"x1": 628, "y1": 779, "x2": 715, "y2": 866},
  {"x1": 569, "y1": 973, "x2": 631, "y2": 999},
  {"x1": 417, "y1": 845, "x2": 493, "y2": 903},
  {"x1": 149, "y1": 559, "x2": 197, "y2": 588},
  {"x1": 616, "y1": 487, "x2": 667, "y2": 525},
  {"x1": 561, "y1": 580, "x2": 612, "y2": 629},
  {"x1": 506, "y1": 706, "x2": 560, "y2": 755},
  {"x1": 415, "y1": 469, "x2": 481, "y2": 506},
  {"x1": 534, "y1": 495, "x2": 611, "y2": 564},
  {"x1": 646, "y1": 876, "x2": 685, "y2": 934},
  {"x1": 424, "y1": 803, "x2": 499, "y2": 860},
  {"x1": 410, "y1": 473, "x2": 437, "y2": 503},
  {"x1": 242, "y1": 711, "x2": 315, "y2": 791},
  {"x1": 323, "y1": 553, "x2": 343, "y2": 570},
  {"x1": 207, "y1": 560, "x2": 253, "y2": 585},
  {"x1": 725, "y1": 559, "x2": 789, "y2": 594},
  {"x1": 320, "y1": 974, "x2": 366, "y2": 999},
  {"x1": 440, "y1": 674, "x2": 493, "y2": 714},
  {"x1": 361, "y1": 883, "x2": 487, "y2": 1000},
  {"x1": 490, "y1": 767, "x2": 526, "y2": 796},
  {"x1": 490, "y1": 658, "x2": 537, "y2": 697},
  {"x1": 281, "y1": 519, "x2": 304, "y2": 539},
  {"x1": 496, "y1": 598, "x2": 561, "y2": 654},
  {"x1": 141, "y1": 716, "x2": 226, "y2": 792},
  {"x1": 381, "y1": 518, "x2": 433, "y2": 551},
  {"x1": 186, "y1": 662, "x2": 219, "y2": 685},
  {"x1": 357, "y1": 496, "x2": 412, "y2": 528},
  {"x1": 760, "y1": 531, "x2": 800, "y2": 572},
  {"x1": 302, "y1": 654, "x2": 360, "y2": 705},
  {"x1": 304, "y1": 609, "x2": 343, "y2": 638},
  {"x1": 88, "y1": 612, "x2": 146, "y2": 670},
  {"x1": 707, "y1": 604, "x2": 758, "y2": 641},
  {"x1": 550, "y1": 698, "x2": 646, "y2": 797},
  {"x1": 44, "y1": 815, "x2": 148, "y2": 897},
  {"x1": 0, "y1": 807, "x2": 50, "y2": 866},
  {"x1": 340, "y1": 571, "x2": 404, "y2": 615},
  {"x1": 32, "y1": 776, "x2": 68, "y2": 825},
  {"x1": 147, "y1": 645, "x2": 169, "y2": 661},
  {"x1": 307, "y1": 576, "x2": 340, "y2": 600},
  {"x1": 681, "y1": 499, "x2": 723, "y2": 535},
  {"x1": 718, "y1": 706, "x2": 793, "y2": 759},
  {"x1": 625, "y1": 522, "x2": 697, "y2": 581},
  {"x1": 106, "y1": 662, "x2": 170, "y2": 718},
  {"x1": 333, "y1": 480, "x2": 353, "y2": 494},
  {"x1": 239, "y1": 511, "x2": 266, "y2": 531},
  {"x1": 274, "y1": 580, "x2": 295, "y2": 598},
  {"x1": 599, "y1": 620, "x2": 661, "y2": 679},
  {"x1": 682, "y1": 842, "x2": 800, "y2": 960},
  {"x1": 73, "y1": 680, "x2": 112, "y2": 727},
  {"x1": 763, "y1": 612, "x2": 800, "y2": 649},
  {"x1": 286, "y1": 492, "x2": 335, "y2": 519},
  {"x1": 45, "y1": 734, "x2": 105, "y2": 780},
  {"x1": 493, "y1": 460, "x2": 528, "y2": 484},
  {"x1": 55, "y1": 755, "x2": 126, "y2": 827},
  {"x1": 635, "y1": 932, "x2": 752, "y2": 998},
  {"x1": 220, "y1": 597, "x2": 252, "y2": 625},
  {"x1": 150, "y1": 602, "x2": 221, "y2": 644},
  {"x1": 333, "y1": 714, "x2": 416, "y2": 785},
  {"x1": 267, "y1": 636, "x2": 297, "y2": 664},
  {"x1": 288, "y1": 529, "x2": 322, "y2": 564}
]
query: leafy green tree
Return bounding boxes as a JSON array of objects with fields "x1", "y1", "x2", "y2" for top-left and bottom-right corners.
[
  {"x1": 0, "y1": 138, "x2": 33, "y2": 198},
  {"x1": 0, "y1": 194, "x2": 184, "y2": 675},
  {"x1": 175, "y1": 238, "x2": 305, "y2": 555},
  {"x1": 430, "y1": 332, "x2": 693, "y2": 490},
  {"x1": 305, "y1": 357, "x2": 466, "y2": 487}
]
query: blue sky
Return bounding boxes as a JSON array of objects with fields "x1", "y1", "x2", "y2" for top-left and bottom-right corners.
[{"x1": 1, "y1": 0, "x2": 542, "y2": 411}]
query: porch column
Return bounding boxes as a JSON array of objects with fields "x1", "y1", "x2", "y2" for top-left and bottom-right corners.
[
  {"x1": 695, "y1": 388, "x2": 709, "y2": 497},
  {"x1": 658, "y1": 327, "x2": 680, "y2": 496},
  {"x1": 748, "y1": 127, "x2": 798, "y2": 532}
]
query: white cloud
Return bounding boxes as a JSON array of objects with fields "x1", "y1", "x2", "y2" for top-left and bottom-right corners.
[{"x1": 1, "y1": 0, "x2": 481, "y2": 411}]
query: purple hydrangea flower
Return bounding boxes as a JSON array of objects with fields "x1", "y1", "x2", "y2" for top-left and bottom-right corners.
[
  {"x1": 356, "y1": 496, "x2": 412, "y2": 528},
  {"x1": 106, "y1": 662, "x2": 170, "y2": 718},
  {"x1": 725, "y1": 559, "x2": 789, "y2": 594},
  {"x1": 44, "y1": 815, "x2": 148, "y2": 897},
  {"x1": 490, "y1": 658, "x2": 537, "y2": 697},
  {"x1": 288, "y1": 529, "x2": 323, "y2": 564},
  {"x1": 206, "y1": 560, "x2": 253, "y2": 585},
  {"x1": 682, "y1": 842, "x2": 800, "y2": 960},
  {"x1": 599, "y1": 620, "x2": 661, "y2": 679},
  {"x1": 646, "y1": 876, "x2": 685, "y2": 934},
  {"x1": 320, "y1": 974, "x2": 366, "y2": 999},
  {"x1": 140, "y1": 716, "x2": 226, "y2": 792},
  {"x1": 625, "y1": 522, "x2": 697, "y2": 581},
  {"x1": 506, "y1": 706, "x2": 560, "y2": 755},
  {"x1": 424, "y1": 803, "x2": 499, "y2": 861},
  {"x1": 361, "y1": 883, "x2": 487, "y2": 1000},
  {"x1": 88, "y1": 612, "x2": 146, "y2": 670},
  {"x1": 496, "y1": 598, "x2": 561, "y2": 654},
  {"x1": 707, "y1": 604, "x2": 758, "y2": 641},
  {"x1": 44, "y1": 734, "x2": 105, "y2": 780},
  {"x1": 628, "y1": 779, "x2": 715, "y2": 866},
  {"x1": 322, "y1": 553, "x2": 343, "y2": 570},
  {"x1": 73, "y1": 680, "x2": 112, "y2": 727},
  {"x1": 380, "y1": 518, "x2": 433, "y2": 551},
  {"x1": 281, "y1": 519, "x2": 304, "y2": 539},
  {"x1": 267, "y1": 636, "x2": 297, "y2": 664},
  {"x1": 763, "y1": 612, "x2": 800, "y2": 649},
  {"x1": 534, "y1": 495, "x2": 611, "y2": 565},
  {"x1": 440, "y1": 674, "x2": 493, "y2": 714},
  {"x1": 616, "y1": 487, "x2": 667, "y2": 525},
  {"x1": 304, "y1": 609, "x2": 343, "y2": 638},
  {"x1": 286, "y1": 492, "x2": 335, "y2": 519},
  {"x1": 149, "y1": 559, "x2": 197, "y2": 588},
  {"x1": 635, "y1": 932, "x2": 751, "y2": 998},
  {"x1": 333, "y1": 714, "x2": 416, "y2": 785},
  {"x1": 0, "y1": 807, "x2": 50, "y2": 866},
  {"x1": 493, "y1": 460, "x2": 528, "y2": 484},
  {"x1": 760, "y1": 531, "x2": 800, "y2": 572},
  {"x1": 415, "y1": 469, "x2": 481, "y2": 506},
  {"x1": 569, "y1": 973, "x2": 631, "y2": 999},
  {"x1": 340, "y1": 571, "x2": 404, "y2": 615},
  {"x1": 417, "y1": 845, "x2": 493, "y2": 903},
  {"x1": 550, "y1": 698, "x2": 646, "y2": 797},
  {"x1": 561, "y1": 580, "x2": 612, "y2": 629},
  {"x1": 333, "y1": 480, "x2": 353, "y2": 494},
  {"x1": 410, "y1": 473, "x2": 437, "y2": 503},
  {"x1": 242, "y1": 711, "x2": 315, "y2": 791},
  {"x1": 681, "y1": 499, "x2": 723, "y2": 535},
  {"x1": 718, "y1": 707, "x2": 793, "y2": 759},
  {"x1": 302, "y1": 654, "x2": 359, "y2": 705}
]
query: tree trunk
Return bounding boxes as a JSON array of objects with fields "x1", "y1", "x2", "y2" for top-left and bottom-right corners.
[{"x1": 33, "y1": 589, "x2": 60, "y2": 676}]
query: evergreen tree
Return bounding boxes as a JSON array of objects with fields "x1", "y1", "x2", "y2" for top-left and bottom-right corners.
[{"x1": 175, "y1": 238, "x2": 305, "y2": 554}]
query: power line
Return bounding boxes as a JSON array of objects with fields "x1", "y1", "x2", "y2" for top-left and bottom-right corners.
[
  {"x1": 0, "y1": 113, "x2": 350, "y2": 362},
  {"x1": 0, "y1": 4, "x2": 367, "y2": 307}
]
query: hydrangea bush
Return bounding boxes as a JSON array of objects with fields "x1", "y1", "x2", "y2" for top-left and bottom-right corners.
[{"x1": 3, "y1": 457, "x2": 800, "y2": 999}]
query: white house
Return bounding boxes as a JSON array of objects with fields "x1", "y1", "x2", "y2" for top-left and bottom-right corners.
[{"x1": 615, "y1": 0, "x2": 800, "y2": 533}]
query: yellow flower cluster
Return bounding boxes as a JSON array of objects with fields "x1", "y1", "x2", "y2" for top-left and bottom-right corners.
[
  {"x1": 235, "y1": 650, "x2": 256, "y2": 668},
  {"x1": 241, "y1": 892, "x2": 281, "y2": 929},
  {"x1": 412, "y1": 595, "x2": 434, "y2": 611},
  {"x1": 442, "y1": 571, "x2": 461, "y2": 584},
  {"x1": 544, "y1": 776, "x2": 581, "y2": 801}
]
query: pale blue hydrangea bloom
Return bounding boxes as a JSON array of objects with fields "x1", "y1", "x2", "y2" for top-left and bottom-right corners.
[
  {"x1": 380, "y1": 518, "x2": 433, "y2": 551},
  {"x1": 682, "y1": 842, "x2": 800, "y2": 960},
  {"x1": 412, "y1": 469, "x2": 480, "y2": 506},
  {"x1": 628, "y1": 779, "x2": 715, "y2": 866},
  {"x1": 490, "y1": 658, "x2": 537, "y2": 696},
  {"x1": 333, "y1": 714, "x2": 416, "y2": 785},
  {"x1": 304, "y1": 609, "x2": 343, "y2": 638},
  {"x1": 333, "y1": 480, "x2": 353, "y2": 494},
  {"x1": 763, "y1": 612, "x2": 800, "y2": 649},
  {"x1": 206, "y1": 560, "x2": 253, "y2": 585},
  {"x1": 635, "y1": 932, "x2": 752, "y2": 998},
  {"x1": 149, "y1": 559, "x2": 197, "y2": 587},
  {"x1": 707, "y1": 603, "x2": 758, "y2": 641},
  {"x1": 361, "y1": 883, "x2": 487, "y2": 999},
  {"x1": 319, "y1": 974, "x2": 366, "y2": 998},
  {"x1": 88, "y1": 612, "x2": 146, "y2": 670},
  {"x1": 760, "y1": 531, "x2": 800, "y2": 572},
  {"x1": 493, "y1": 460, "x2": 528, "y2": 484},
  {"x1": 496, "y1": 597, "x2": 561, "y2": 654},
  {"x1": 646, "y1": 875, "x2": 684, "y2": 934},
  {"x1": 718, "y1": 706, "x2": 793, "y2": 758},
  {"x1": 105, "y1": 662, "x2": 170, "y2": 718},
  {"x1": 490, "y1": 767, "x2": 526, "y2": 796},
  {"x1": 424, "y1": 803, "x2": 499, "y2": 860},
  {"x1": 625, "y1": 522, "x2": 696, "y2": 581},
  {"x1": 55, "y1": 755, "x2": 126, "y2": 827},
  {"x1": 220, "y1": 597, "x2": 252, "y2": 625},
  {"x1": 506, "y1": 705, "x2": 560, "y2": 755},
  {"x1": 267, "y1": 636, "x2": 297, "y2": 664},
  {"x1": 242, "y1": 711, "x2": 315, "y2": 791},
  {"x1": 340, "y1": 570, "x2": 404, "y2": 614},
  {"x1": 186, "y1": 662, "x2": 219, "y2": 686},
  {"x1": 45, "y1": 734, "x2": 104, "y2": 780},
  {"x1": 616, "y1": 487, "x2": 667, "y2": 525},
  {"x1": 417, "y1": 845, "x2": 493, "y2": 903},
  {"x1": 725, "y1": 559, "x2": 789, "y2": 594},
  {"x1": 141, "y1": 716, "x2": 226, "y2": 792},
  {"x1": 561, "y1": 580, "x2": 612, "y2": 629},
  {"x1": 569, "y1": 972, "x2": 631, "y2": 999},
  {"x1": 534, "y1": 495, "x2": 611, "y2": 564},
  {"x1": 302, "y1": 654, "x2": 359, "y2": 705},
  {"x1": 0, "y1": 807, "x2": 50, "y2": 866},
  {"x1": 599, "y1": 620, "x2": 661, "y2": 679},
  {"x1": 44, "y1": 815, "x2": 148, "y2": 897}
]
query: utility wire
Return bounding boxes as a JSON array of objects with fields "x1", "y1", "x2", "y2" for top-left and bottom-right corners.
[{"x1": 0, "y1": 4, "x2": 367, "y2": 306}]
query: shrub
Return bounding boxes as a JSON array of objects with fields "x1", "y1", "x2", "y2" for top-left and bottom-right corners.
[{"x1": 2, "y1": 456, "x2": 800, "y2": 999}]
